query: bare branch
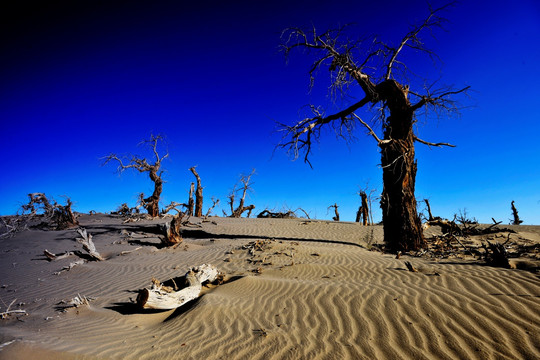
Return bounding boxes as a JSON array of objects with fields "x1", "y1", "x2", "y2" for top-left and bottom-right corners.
[
  {"x1": 385, "y1": 3, "x2": 453, "y2": 80},
  {"x1": 410, "y1": 86, "x2": 471, "y2": 112},
  {"x1": 278, "y1": 96, "x2": 370, "y2": 164},
  {"x1": 413, "y1": 136, "x2": 456, "y2": 148}
]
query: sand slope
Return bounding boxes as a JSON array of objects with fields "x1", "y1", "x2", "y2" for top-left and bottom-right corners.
[{"x1": 1, "y1": 215, "x2": 539, "y2": 359}]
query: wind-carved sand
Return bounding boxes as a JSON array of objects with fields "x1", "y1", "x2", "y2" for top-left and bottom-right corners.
[{"x1": 0, "y1": 214, "x2": 539, "y2": 359}]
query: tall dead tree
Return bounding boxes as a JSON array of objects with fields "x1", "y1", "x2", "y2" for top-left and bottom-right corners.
[
  {"x1": 228, "y1": 169, "x2": 256, "y2": 218},
  {"x1": 189, "y1": 166, "x2": 204, "y2": 217},
  {"x1": 278, "y1": 4, "x2": 469, "y2": 251},
  {"x1": 357, "y1": 191, "x2": 369, "y2": 225},
  {"x1": 103, "y1": 134, "x2": 168, "y2": 217},
  {"x1": 510, "y1": 201, "x2": 523, "y2": 225}
]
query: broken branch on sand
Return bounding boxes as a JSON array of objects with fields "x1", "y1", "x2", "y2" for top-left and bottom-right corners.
[
  {"x1": 136, "y1": 264, "x2": 220, "y2": 310},
  {"x1": 0, "y1": 299, "x2": 27, "y2": 319}
]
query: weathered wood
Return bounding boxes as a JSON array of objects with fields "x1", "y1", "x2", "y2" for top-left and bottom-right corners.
[
  {"x1": 136, "y1": 264, "x2": 219, "y2": 310},
  {"x1": 328, "y1": 203, "x2": 340, "y2": 221},
  {"x1": 161, "y1": 214, "x2": 183, "y2": 247},
  {"x1": 404, "y1": 261, "x2": 418, "y2": 272},
  {"x1": 189, "y1": 166, "x2": 204, "y2": 218},
  {"x1": 511, "y1": 201, "x2": 523, "y2": 225},
  {"x1": 76, "y1": 228, "x2": 104, "y2": 261}
]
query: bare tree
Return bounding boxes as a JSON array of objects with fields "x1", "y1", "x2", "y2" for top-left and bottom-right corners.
[
  {"x1": 103, "y1": 134, "x2": 168, "y2": 217},
  {"x1": 189, "y1": 166, "x2": 204, "y2": 217},
  {"x1": 278, "y1": 4, "x2": 469, "y2": 251},
  {"x1": 328, "y1": 203, "x2": 340, "y2": 221},
  {"x1": 228, "y1": 169, "x2": 256, "y2": 218}
]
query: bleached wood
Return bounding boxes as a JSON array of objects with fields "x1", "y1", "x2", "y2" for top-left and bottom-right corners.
[
  {"x1": 76, "y1": 228, "x2": 104, "y2": 261},
  {"x1": 137, "y1": 264, "x2": 219, "y2": 310}
]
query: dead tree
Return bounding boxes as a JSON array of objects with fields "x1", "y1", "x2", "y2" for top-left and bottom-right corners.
[
  {"x1": 103, "y1": 134, "x2": 168, "y2": 217},
  {"x1": 189, "y1": 167, "x2": 204, "y2": 217},
  {"x1": 328, "y1": 203, "x2": 340, "y2": 221},
  {"x1": 424, "y1": 199, "x2": 435, "y2": 221},
  {"x1": 187, "y1": 182, "x2": 195, "y2": 216},
  {"x1": 278, "y1": 4, "x2": 469, "y2": 251},
  {"x1": 510, "y1": 201, "x2": 523, "y2": 225},
  {"x1": 19, "y1": 193, "x2": 79, "y2": 230},
  {"x1": 356, "y1": 191, "x2": 369, "y2": 225},
  {"x1": 228, "y1": 169, "x2": 256, "y2": 218},
  {"x1": 204, "y1": 197, "x2": 220, "y2": 218}
]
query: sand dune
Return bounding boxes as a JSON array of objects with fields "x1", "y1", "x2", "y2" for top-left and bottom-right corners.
[{"x1": 0, "y1": 215, "x2": 539, "y2": 359}]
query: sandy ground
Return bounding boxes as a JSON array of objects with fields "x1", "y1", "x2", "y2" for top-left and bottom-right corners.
[{"x1": 0, "y1": 214, "x2": 539, "y2": 359}]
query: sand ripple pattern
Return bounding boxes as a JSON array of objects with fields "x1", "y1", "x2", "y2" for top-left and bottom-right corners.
[{"x1": 1, "y1": 217, "x2": 539, "y2": 359}]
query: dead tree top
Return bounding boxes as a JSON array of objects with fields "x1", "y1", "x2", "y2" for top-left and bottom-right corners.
[
  {"x1": 102, "y1": 134, "x2": 169, "y2": 174},
  {"x1": 277, "y1": 3, "x2": 469, "y2": 165}
]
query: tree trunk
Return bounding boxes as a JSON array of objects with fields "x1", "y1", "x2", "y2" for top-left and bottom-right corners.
[
  {"x1": 379, "y1": 80, "x2": 425, "y2": 252},
  {"x1": 144, "y1": 168, "x2": 162, "y2": 217},
  {"x1": 190, "y1": 167, "x2": 203, "y2": 217},
  {"x1": 187, "y1": 182, "x2": 195, "y2": 217},
  {"x1": 424, "y1": 199, "x2": 434, "y2": 221},
  {"x1": 360, "y1": 192, "x2": 369, "y2": 226}
]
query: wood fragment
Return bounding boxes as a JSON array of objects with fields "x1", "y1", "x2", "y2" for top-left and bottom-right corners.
[
  {"x1": 0, "y1": 299, "x2": 27, "y2": 319},
  {"x1": 76, "y1": 228, "x2": 104, "y2": 261},
  {"x1": 54, "y1": 259, "x2": 85, "y2": 275},
  {"x1": 137, "y1": 264, "x2": 220, "y2": 310},
  {"x1": 404, "y1": 261, "x2": 418, "y2": 272}
]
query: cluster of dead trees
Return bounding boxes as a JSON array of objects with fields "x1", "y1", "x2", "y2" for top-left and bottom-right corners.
[
  {"x1": 103, "y1": 135, "x2": 258, "y2": 221},
  {"x1": 0, "y1": 193, "x2": 79, "y2": 236},
  {"x1": 420, "y1": 199, "x2": 529, "y2": 269}
]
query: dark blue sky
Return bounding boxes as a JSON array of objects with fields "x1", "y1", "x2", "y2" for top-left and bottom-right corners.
[{"x1": 1, "y1": 0, "x2": 539, "y2": 223}]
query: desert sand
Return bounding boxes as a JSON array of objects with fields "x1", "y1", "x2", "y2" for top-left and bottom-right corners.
[{"x1": 0, "y1": 214, "x2": 539, "y2": 359}]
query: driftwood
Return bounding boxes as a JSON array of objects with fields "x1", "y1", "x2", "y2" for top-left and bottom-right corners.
[
  {"x1": 0, "y1": 299, "x2": 27, "y2": 319},
  {"x1": 404, "y1": 261, "x2": 418, "y2": 272},
  {"x1": 76, "y1": 228, "x2": 104, "y2": 261},
  {"x1": 136, "y1": 264, "x2": 220, "y2": 310},
  {"x1": 56, "y1": 294, "x2": 94, "y2": 311},
  {"x1": 44, "y1": 228, "x2": 103, "y2": 274}
]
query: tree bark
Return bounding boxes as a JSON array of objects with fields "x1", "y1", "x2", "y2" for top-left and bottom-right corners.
[
  {"x1": 143, "y1": 168, "x2": 162, "y2": 217},
  {"x1": 187, "y1": 182, "x2": 195, "y2": 217},
  {"x1": 190, "y1": 167, "x2": 204, "y2": 217},
  {"x1": 379, "y1": 80, "x2": 425, "y2": 252}
]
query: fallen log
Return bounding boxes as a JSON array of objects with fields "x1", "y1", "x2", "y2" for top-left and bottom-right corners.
[{"x1": 136, "y1": 264, "x2": 220, "y2": 310}]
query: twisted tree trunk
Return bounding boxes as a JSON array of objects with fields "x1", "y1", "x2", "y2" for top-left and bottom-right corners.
[{"x1": 144, "y1": 168, "x2": 162, "y2": 217}]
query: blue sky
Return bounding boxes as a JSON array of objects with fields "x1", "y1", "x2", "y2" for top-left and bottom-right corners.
[{"x1": 1, "y1": 0, "x2": 539, "y2": 224}]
